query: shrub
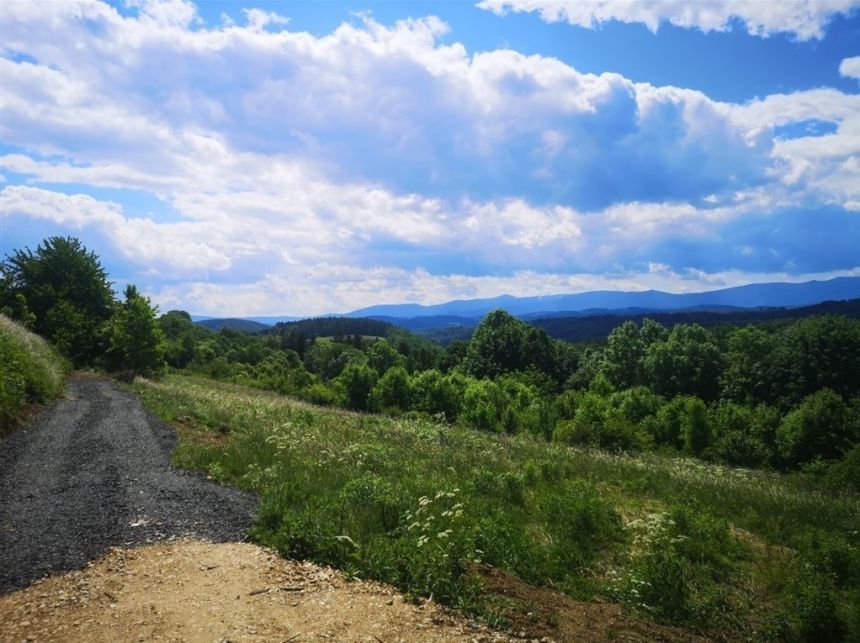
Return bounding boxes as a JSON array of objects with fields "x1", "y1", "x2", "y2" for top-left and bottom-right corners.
[
  {"x1": 369, "y1": 366, "x2": 413, "y2": 412},
  {"x1": 302, "y1": 382, "x2": 338, "y2": 406},
  {"x1": 338, "y1": 361, "x2": 378, "y2": 411},
  {"x1": 0, "y1": 314, "x2": 68, "y2": 431},
  {"x1": 777, "y1": 389, "x2": 857, "y2": 468},
  {"x1": 544, "y1": 482, "x2": 624, "y2": 575},
  {"x1": 460, "y1": 378, "x2": 507, "y2": 432}
]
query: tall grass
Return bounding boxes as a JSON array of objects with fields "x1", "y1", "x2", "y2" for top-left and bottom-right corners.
[
  {"x1": 135, "y1": 374, "x2": 860, "y2": 640},
  {"x1": 0, "y1": 314, "x2": 69, "y2": 434}
]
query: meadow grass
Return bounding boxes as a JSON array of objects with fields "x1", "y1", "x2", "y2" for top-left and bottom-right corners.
[
  {"x1": 135, "y1": 374, "x2": 860, "y2": 640},
  {"x1": 0, "y1": 314, "x2": 69, "y2": 433}
]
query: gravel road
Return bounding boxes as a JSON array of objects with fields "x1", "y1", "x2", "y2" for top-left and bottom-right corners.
[{"x1": 0, "y1": 375, "x2": 258, "y2": 593}]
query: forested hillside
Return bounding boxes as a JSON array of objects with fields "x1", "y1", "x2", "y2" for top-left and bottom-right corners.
[
  {"x1": 530, "y1": 297, "x2": 860, "y2": 342},
  {"x1": 4, "y1": 237, "x2": 860, "y2": 638},
  {"x1": 195, "y1": 318, "x2": 271, "y2": 333}
]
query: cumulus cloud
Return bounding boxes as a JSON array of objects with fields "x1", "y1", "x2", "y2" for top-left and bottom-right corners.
[
  {"x1": 1, "y1": 1, "x2": 858, "y2": 313},
  {"x1": 841, "y1": 56, "x2": 860, "y2": 80},
  {"x1": 477, "y1": 0, "x2": 860, "y2": 40},
  {"x1": 0, "y1": 1, "x2": 785, "y2": 210}
]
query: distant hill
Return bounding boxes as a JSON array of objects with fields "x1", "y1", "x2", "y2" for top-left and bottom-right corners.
[
  {"x1": 270, "y1": 316, "x2": 393, "y2": 339},
  {"x1": 347, "y1": 277, "x2": 860, "y2": 320},
  {"x1": 530, "y1": 298, "x2": 860, "y2": 343},
  {"x1": 194, "y1": 318, "x2": 271, "y2": 333}
]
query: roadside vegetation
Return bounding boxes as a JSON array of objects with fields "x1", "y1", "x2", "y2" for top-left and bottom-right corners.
[
  {"x1": 135, "y1": 374, "x2": 860, "y2": 640},
  {"x1": 0, "y1": 314, "x2": 69, "y2": 434},
  {"x1": 1, "y1": 237, "x2": 166, "y2": 378},
  {"x1": 4, "y1": 236, "x2": 859, "y2": 638}
]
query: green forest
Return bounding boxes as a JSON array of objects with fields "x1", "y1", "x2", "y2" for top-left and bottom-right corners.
[{"x1": 2, "y1": 236, "x2": 859, "y2": 639}]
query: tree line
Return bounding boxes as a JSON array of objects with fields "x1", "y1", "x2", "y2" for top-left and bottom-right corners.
[
  {"x1": 3, "y1": 237, "x2": 858, "y2": 482},
  {"x1": 1, "y1": 237, "x2": 165, "y2": 377}
]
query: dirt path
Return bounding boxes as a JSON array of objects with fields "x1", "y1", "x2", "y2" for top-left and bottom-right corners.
[
  {"x1": 0, "y1": 375, "x2": 257, "y2": 593},
  {"x1": 0, "y1": 540, "x2": 513, "y2": 643}
]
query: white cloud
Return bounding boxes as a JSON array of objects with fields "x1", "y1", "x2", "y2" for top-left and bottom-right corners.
[
  {"x1": 1, "y1": 1, "x2": 858, "y2": 313},
  {"x1": 841, "y1": 55, "x2": 860, "y2": 80},
  {"x1": 0, "y1": 1, "x2": 785, "y2": 210},
  {"x1": 243, "y1": 8, "x2": 289, "y2": 31},
  {"x1": 477, "y1": 0, "x2": 860, "y2": 40}
]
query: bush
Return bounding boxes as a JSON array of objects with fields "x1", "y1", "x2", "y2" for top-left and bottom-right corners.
[
  {"x1": 544, "y1": 482, "x2": 624, "y2": 574},
  {"x1": 369, "y1": 366, "x2": 413, "y2": 412},
  {"x1": 338, "y1": 361, "x2": 378, "y2": 411},
  {"x1": 0, "y1": 314, "x2": 68, "y2": 431},
  {"x1": 777, "y1": 389, "x2": 857, "y2": 468},
  {"x1": 301, "y1": 382, "x2": 338, "y2": 406},
  {"x1": 460, "y1": 378, "x2": 507, "y2": 432}
]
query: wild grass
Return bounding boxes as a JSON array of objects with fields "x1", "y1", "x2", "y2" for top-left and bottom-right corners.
[
  {"x1": 0, "y1": 314, "x2": 69, "y2": 433},
  {"x1": 135, "y1": 374, "x2": 860, "y2": 640}
]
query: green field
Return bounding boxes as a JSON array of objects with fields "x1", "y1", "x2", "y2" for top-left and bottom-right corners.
[{"x1": 135, "y1": 374, "x2": 860, "y2": 641}]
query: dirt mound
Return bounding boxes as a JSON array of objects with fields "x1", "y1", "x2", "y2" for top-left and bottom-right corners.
[
  {"x1": 0, "y1": 540, "x2": 514, "y2": 643},
  {"x1": 474, "y1": 565, "x2": 707, "y2": 643}
]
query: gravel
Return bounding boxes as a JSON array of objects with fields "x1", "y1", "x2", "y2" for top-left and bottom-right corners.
[{"x1": 0, "y1": 375, "x2": 258, "y2": 593}]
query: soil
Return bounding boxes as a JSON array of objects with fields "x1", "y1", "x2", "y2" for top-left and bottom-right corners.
[
  {"x1": 473, "y1": 565, "x2": 707, "y2": 643},
  {"x1": 0, "y1": 539, "x2": 513, "y2": 643}
]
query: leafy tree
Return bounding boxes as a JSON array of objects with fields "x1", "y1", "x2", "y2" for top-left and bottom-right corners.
[
  {"x1": 709, "y1": 401, "x2": 777, "y2": 467},
  {"x1": 367, "y1": 340, "x2": 405, "y2": 375},
  {"x1": 600, "y1": 321, "x2": 645, "y2": 389},
  {"x1": 439, "y1": 340, "x2": 468, "y2": 372},
  {"x1": 607, "y1": 386, "x2": 664, "y2": 425},
  {"x1": 680, "y1": 396, "x2": 710, "y2": 456},
  {"x1": 645, "y1": 396, "x2": 690, "y2": 449},
  {"x1": 370, "y1": 366, "x2": 413, "y2": 412},
  {"x1": 158, "y1": 310, "x2": 208, "y2": 368},
  {"x1": 639, "y1": 318, "x2": 668, "y2": 346},
  {"x1": 461, "y1": 378, "x2": 507, "y2": 432},
  {"x1": 720, "y1": 326, "x2": 776, "y2": 405},
  {"x1": 106, "y1": 285, "x2": 166, "y2": 377},
  {"x1": 412, "y1": 369, "x2": 463, "y2": 421},
  {"x1": 565, "y1": 346, "x2": 602, "y2": 390},
  {"x1": 304, "y1": 341, "x2": 364, "y2": 380},
  {"x1": 338, "y1": 361, "x2": 378, "y2": 411},
  {"x1": 768, "y1": 316, "x2": 860, "y2": 408},
  {"x1": 1, "y1": 237, "x2": 114, "y2": 365},
  {"x1": 463, "y1": 310, "x2": 556, "y2": 379},
  {"x1": 645, "y1": 324, "x2": 722, "y2": 401},
  {"x1": 777, "y1": 389, "x2": 857, "y2": 468}
]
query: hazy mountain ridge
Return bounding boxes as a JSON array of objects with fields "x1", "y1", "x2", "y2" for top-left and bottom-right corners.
[
  {"x1": 189, "y1": 278, "x2": 860, "y2": 335},
  {"x1": 347, "y1": 277, "x2": 860, "y2": 319}
]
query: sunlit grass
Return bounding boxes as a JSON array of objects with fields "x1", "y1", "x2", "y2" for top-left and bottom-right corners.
[
  {"x1": 135, "y1": 374, "x2": 860, "y2": 639},
  {"x1": 0, "y1": 314, "x2": 69, "y2": 431}
]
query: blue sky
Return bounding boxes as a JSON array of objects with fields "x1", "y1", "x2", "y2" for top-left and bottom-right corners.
[{"x1": 1, "y1": 0, "x2": 859, "y2": 316}]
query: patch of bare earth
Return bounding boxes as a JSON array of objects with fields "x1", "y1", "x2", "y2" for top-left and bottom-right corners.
[
  {"x1": 0, "y1": 540, "x2": 513, "y2": 643},
  {"x1": 473, "y1": 565, "x2": 707, "y2": 643}
]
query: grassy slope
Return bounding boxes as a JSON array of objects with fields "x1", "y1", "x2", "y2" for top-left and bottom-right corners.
[
  {"x1": 0, "y1": 314, "x2": 69, "y2": 435},
  {"x1": 134, "y1": 375, "x2": 860, "y2": 641}
]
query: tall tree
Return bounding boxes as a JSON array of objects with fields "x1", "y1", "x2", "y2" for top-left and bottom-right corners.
[
  {"x1": 1, "y1": 237, "x2": 114, "y2": 365},
  {"x1": 644, "y1": 324, "x2": 723, "y2": 401},
  {"x1": 600, "y1": 320, "x2": 645, "y2": 390},
  {"x1": 106, "y1": 285, "x2": 166, "y2": 377},
  {"x1": 463, "y1": 310, "x2": 556, "y2": 379}
]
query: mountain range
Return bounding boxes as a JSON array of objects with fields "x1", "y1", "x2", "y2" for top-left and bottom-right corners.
[
  {"x1": 192, "y1": 276, "x2": 860, "y2": 330},
  {"x1": 348, "y1": 276, "x2": 860, "y2": 320}
]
